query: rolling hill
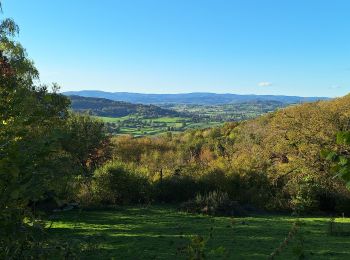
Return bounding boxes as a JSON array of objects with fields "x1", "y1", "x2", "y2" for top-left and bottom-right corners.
[
  {"x1": 68, "y1": 95, "x2": 183, "y2": 118},
  {"x1": 63, "y1": 90, "x2": 329, "y2": 105}
]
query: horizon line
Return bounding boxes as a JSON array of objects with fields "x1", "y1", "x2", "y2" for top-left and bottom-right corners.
[{"x1": 62, "y1": 89, "x2": 332, "y2": 98}]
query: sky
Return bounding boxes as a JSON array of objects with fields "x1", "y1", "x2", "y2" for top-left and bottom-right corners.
[{"x1": 2, "y1": 0, "x2": 350, "y2": 97}]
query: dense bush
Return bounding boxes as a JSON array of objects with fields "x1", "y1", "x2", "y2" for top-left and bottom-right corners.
[
  {"x1": 91, "y1": 161, "x2": 152, "y2": 206},
  {"x1": 154, "y1": 175, "x2": 199, "y2": 203},
  {"x1": 180, "y1": 191, "x2": 247, "y2": 216},
  {"x1": 82, "y1": 162, "x2": 275, "y2": 208}
]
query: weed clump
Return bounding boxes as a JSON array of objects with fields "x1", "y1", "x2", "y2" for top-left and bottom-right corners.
[{"x1": 179, "y1": 191, "x2": 247, "y2": 216}]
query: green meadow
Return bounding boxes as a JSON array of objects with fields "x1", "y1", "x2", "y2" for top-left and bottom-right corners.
[
  {"x1": 50, "y1": 206, "x2": 350, "y2": 259},
  {"x1": 97, "y1": 115, "x2": 223, "y2": 136}
]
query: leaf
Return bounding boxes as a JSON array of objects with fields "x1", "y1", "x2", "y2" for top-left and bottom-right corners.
[
  {"x1": 326, "y1": 151, "x2": 338, "y2": 162},
  {"x1": 10, "y1": 189, "x2": 19, "y2": 199},
  {"x1": 339, "y1": 167, "x2": 350, "y2": 182},
  {"x1": 336, "y1": 132, "x2": 350, "y2": 145},
  {"x1": 339, "y1": 156, "x2": 349, "y2": 166},
  {"x1": 320, "y1": 149, "x2": 331, "y2": 159}
]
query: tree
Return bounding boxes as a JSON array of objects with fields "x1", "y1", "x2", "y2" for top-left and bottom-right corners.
[
  {"x1": 0, "y1": 6, "x2": 69, "y2": 205},
  {"x1": 0, "y1": 4, "x2": 110, "y2": 256},
  {"x1": 323, "y1": 131, "x2": 350, "y2": 189},
  {"x1": 62, "y1": 113, "x2": 110, "y2": 176},
  {"x1": 0, "y1": 5, "x2": 75, "y2": 255}
]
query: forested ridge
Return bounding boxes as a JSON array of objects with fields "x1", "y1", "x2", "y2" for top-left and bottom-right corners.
[{"x1": 69, "y1": 95, "x2": 184, "y2": 118}]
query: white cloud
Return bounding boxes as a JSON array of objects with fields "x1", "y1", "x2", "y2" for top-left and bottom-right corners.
[{"x1": 258, "y1": 81, "x2": 273, "y2": 87}]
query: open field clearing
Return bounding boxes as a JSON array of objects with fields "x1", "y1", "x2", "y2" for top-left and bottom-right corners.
[{"x1": 50, "y1": 206, "x2": 350, "y2": 259}]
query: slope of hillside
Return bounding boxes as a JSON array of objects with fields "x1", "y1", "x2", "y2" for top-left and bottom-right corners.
[
  {"x1": 63, "y1": 90, "x2": 329, "y2": 105},
  {"x1": 216, "y1": 94, "x2": 350, "y2": 210},
  {"x1": 68, "y1": 95, "x2": 183, "y2": 117},
  {"x1": 111, "y1": 94, "x2": 350, "y2": 212}
]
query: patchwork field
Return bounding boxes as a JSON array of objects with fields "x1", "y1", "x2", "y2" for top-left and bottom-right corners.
[
  {"x1": 50, "y1": 206, "x2": 350, "y2": 259},
  {"x1": 98, "y1": 115, "x2": 223, "y2": 136},
  {"x1": 77, "y1": 99, "x2": 291, "y2": 136}
]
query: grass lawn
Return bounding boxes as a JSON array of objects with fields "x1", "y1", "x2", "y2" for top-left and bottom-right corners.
[{"x1": 49, "y1": 206, "x2": 350, "y2": 259}]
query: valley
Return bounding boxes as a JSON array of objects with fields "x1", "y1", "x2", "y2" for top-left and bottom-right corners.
[{"x1": 68, "y1": 95, "x2": 309, "y2": 136}]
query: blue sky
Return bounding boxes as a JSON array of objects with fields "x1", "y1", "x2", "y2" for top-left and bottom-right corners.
[{"x1": 3, "y1": 0, "x2": 350, "y2": 97}]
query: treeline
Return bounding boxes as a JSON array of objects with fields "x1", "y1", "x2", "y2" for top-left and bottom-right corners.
[{"x1": 69, "y1": 95, "x2": 184, "y2": 118}]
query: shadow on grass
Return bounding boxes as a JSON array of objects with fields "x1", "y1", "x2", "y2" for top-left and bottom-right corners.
[{"x1": 48, "y1": 207, "x2": 350, "y2": 259}]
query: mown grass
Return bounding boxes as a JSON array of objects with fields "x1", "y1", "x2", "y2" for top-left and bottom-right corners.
[{"x1": 49, "y1": 206, "x2": 350, "y2": 259}]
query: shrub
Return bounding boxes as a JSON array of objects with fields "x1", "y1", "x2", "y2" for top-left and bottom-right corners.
[
  {"x1": 92, "y1": 161, "x2": 152, "y2": 206},
  {"x1": 197, "y1": 169, "x2": 229, "y2": 194},
  {"x1": 180, "y1": 191, "x2": 247, "y2": 216},
  {"x1": 154, "y1": 175, "x2": 199, "y2": 203},
  {"x1": 75, "y1": 177, "x2": 96, "y2": 207}
]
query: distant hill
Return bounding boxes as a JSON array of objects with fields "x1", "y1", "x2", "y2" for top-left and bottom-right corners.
[
  {"x1": 68, "y1": 95, "x2": 183, "y2": 118},
  {"x1": 63, "y1": 90, "x2": 330, "y2": 105}
]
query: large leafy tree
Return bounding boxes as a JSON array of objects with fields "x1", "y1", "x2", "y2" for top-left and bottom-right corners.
[
  {"x1": 0, "y1": 16, "x2": 69, "y2": 204},
  {"x1": 0, "y1": 4, "x2": 109, "y2": 256},
  {"x1": 0, "y1": 3, "x2": 71, "y2": 252}
]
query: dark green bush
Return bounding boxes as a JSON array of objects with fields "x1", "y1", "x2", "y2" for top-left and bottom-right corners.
[
  {"x1": 92, "y1": 161, "x2": 152, "y2": 206},
  {"x1": 180, "y1": 190, "x2": 247, "y2": 216},
  {"x1": 197, "y1": 169, "x2": 229, "y2": 194},
  {"x1": 154, "y1": 175, "x2": 199, "y2": 203}
]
